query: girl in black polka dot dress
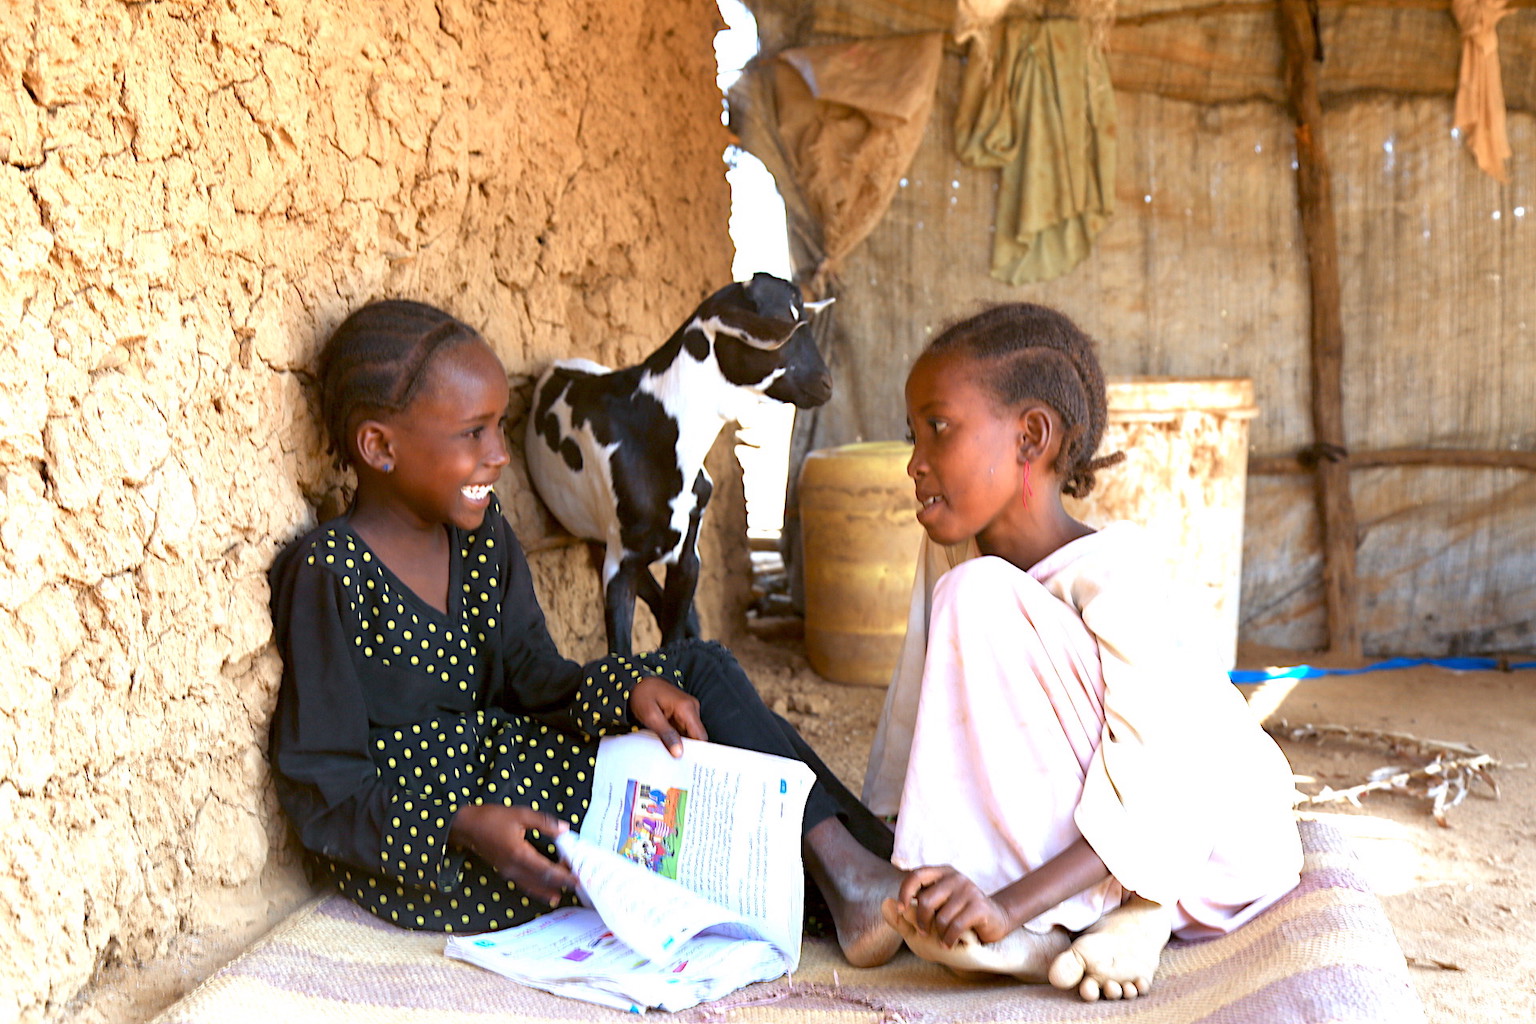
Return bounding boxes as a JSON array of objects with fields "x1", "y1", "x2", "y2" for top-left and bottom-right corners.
[{"x1": 268, "y1": 300, "x2": 906, "y2": 966}]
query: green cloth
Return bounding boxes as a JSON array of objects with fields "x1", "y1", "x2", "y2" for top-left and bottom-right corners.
[{"x1": 955, "y1": 18, "x2": 1117, "y2": 284}]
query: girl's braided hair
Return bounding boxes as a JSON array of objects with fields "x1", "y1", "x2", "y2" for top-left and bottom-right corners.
[
  {"x1": 924, "y1": 303, "x2": 1124, "y2": 497},
  {"x1": 317, "y1": 299, "x2": 482, "y2": 467}
]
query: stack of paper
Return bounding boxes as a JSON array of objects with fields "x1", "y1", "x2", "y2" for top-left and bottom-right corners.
[{"x1": 445, "y1": 904, "x2": 788, "y2": 1013}]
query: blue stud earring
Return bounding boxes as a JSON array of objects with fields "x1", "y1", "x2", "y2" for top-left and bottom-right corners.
[{"x1": 382, "y1": 462, "x2": 393, "y2": 474}]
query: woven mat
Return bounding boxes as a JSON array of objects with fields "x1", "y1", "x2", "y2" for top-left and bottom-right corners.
[{"x1": 152, "y1": 819, "x2": 1423, "y2": 1024}]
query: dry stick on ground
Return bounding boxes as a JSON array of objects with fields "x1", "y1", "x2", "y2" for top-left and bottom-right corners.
[{"x1": 1267, "y1": 719, "x2": 1505, "y2": 826}]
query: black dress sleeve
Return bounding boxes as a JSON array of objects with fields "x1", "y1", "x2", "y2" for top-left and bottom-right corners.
[
  {"x1": 486, "y1": 512, "x2": 585, "y2": 713},
  {"x1": 486, "y1": 512, "x2": 648, "y2": 738},
  {"x1": 267, "y1": 537, "x2": 465, "y2": 891}
]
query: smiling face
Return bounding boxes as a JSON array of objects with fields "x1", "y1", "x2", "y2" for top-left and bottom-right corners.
[
  {"x1": 376, "y1": 339, "x2": 511, "y2": 532},
  {"x1": 905, "y1": 350, "x2": 1034, "y2": 550}
]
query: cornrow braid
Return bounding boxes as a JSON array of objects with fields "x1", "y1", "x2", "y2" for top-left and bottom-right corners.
[
  {"x1": 925, "y1": 303, "x2": 1125, "y2": 497},
  {"x1": 316, "y1": 300, "x2": 482, "y2": 467}
]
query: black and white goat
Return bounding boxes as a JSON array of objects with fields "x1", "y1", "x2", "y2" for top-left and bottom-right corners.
[{"x1": 525, "y1": 273, "x2": 832, "y2": 656}]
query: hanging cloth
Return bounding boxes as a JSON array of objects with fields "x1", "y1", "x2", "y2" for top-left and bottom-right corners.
[
  {"x1": 955, "y1": 17, "x2": 1116, "y2": 285},
  {"x1": 954, "y1": 0, "x2": 1117, "y2": 59},
  {"x1": 1452, "y1": 0, "x2": 1512, "y2": 183},
  {"x1": 770, "y1": 32, "x2": 945, "y2": 297}
]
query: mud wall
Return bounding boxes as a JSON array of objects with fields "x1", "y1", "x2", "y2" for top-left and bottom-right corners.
[{"x1": 0, "y1": 1, "x2": 735, "y2": 1020}]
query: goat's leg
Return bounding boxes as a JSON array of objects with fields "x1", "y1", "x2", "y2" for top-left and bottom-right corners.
[
  {"x1": 659, "y1": 473, "x2": 709, "y2": 646},
  {"x1": 660, "y1": 558, "x2": 701, "y2": 646},
  {"x1": 635, "y1": 569, "x2": 666, "y2": 623},
  {"x1": 583, "y1": 541, "x2": 606, "y2": 577},
  {"x1": 603, "y1": 552, "x2": 647, "y2": 658}
]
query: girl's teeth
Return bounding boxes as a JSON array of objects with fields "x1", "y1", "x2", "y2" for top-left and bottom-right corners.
[{"x1": 462, "y1": 485, "x2": 492, "y2": 500}]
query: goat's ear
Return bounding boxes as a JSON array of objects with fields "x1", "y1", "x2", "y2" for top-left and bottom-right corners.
[{"x1": 712, "y1": 307, "x2": 802, "y2": 351}]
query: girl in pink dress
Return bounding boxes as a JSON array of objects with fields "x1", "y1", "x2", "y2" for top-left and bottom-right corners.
[{"x1": 868, "y1": 303, "x2": 1301, "y2": 1001}]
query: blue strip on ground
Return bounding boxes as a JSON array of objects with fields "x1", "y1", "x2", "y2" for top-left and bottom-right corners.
[{"x1": 1230, "y1": 656, "x2": 1536, "y2": 684}]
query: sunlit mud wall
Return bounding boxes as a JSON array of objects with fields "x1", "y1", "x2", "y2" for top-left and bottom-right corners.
[{"x1": 0, "y1": 1, "x2": 735, "y2": 1020}]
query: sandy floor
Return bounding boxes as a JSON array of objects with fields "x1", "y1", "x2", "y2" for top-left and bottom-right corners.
[
  {"x1": 736, "y1": 628, "x2": 1536, "y2": 1024},
  {"x1": 69, "y1": 629, "x2": 1534, "y2": 1024}
]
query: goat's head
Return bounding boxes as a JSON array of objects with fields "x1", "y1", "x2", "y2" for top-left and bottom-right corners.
[{"x1": 694, "y1": 272, "x2": 833, "y2": 409}]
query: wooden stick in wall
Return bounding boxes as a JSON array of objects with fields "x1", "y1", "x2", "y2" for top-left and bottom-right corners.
[
  {"x1": 1278, "y1": 0, "x2": 1361, "y2": 658},
  {"x1": 1250, "y1": 448, "x2": 1536, "y2": 475}
]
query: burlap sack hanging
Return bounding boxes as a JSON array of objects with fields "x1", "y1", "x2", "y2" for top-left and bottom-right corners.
[{"x1": 770, "y1": 32, "x2": 945, "y2": 297}]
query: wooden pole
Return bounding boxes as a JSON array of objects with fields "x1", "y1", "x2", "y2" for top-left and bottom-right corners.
[
  {"x1": 1250, "y1": 447, "x2": 1536, "y2": 475},
  {"x1": 1277, "y1": 1, "x2": 1361, "y2": 658}
]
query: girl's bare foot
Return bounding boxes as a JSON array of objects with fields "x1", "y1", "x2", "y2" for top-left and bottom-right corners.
[
  {"x1": 804, "y1": 818, "x2": 905, "y2": 967},
  {"x1": 1047, "y1": 896, "x2": 1172, "y2": 1001},
  {"x1": 881, "y1": 898, "x2": 1070, "y2": 981}
]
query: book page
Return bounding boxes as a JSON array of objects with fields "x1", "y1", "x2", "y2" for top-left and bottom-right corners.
[
  {"x1": 445, "y1": 907, "x2": 790, "y2": 1013},
  {"x1": 553, "y1": 831, "x2": 763, "y2": 964},
  {"x1": 580, "y1": 732, "x2": 814, "y2": 958}
]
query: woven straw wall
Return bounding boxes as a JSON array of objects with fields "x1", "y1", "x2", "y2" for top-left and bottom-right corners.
[{"x1": 753, "y1": 0, "x2": 1536, "y2": 655}]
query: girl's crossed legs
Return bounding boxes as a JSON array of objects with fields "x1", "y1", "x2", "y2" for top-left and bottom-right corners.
[{"x1": 886, "y1": 556, "x2": 1172, "y2": 999}]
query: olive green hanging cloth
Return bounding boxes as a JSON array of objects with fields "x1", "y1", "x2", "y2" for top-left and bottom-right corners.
[{"x1": 955, "y1": 18, "x2": 1116, "y2": 284}]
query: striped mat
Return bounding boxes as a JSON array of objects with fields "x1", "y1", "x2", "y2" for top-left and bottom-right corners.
[{"x1": 153, "y1": 818, "x2": 1423, "y2": 1024}]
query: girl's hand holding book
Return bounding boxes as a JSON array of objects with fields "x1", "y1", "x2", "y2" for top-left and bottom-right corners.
[
  {"x1": 449, "y1": 804, "x2": 577, "y2": 905},
  {"x1": 628, "y1": 675, "x2": 708, "y2": 757}
]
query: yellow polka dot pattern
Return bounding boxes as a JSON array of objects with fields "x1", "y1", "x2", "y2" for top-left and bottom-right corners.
[
  {"x1": 337, "y1": 710, "x2": 606, "y2": 931},
  {"x1": 305, "y1": 523, "x2": 654, "y2": 934},
  {"x1": 571, "y1": 653, "x2": 648, "y2": 739}
]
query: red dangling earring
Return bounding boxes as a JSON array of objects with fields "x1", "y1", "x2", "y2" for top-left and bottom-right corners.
[{"x1": 1021, "y1": 461, "x2": 1033, "y2": 507}]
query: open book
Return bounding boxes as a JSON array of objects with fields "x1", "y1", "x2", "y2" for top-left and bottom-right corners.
[{"x1": 445, "y1": 731, "x2": 815, "y2": 1012}]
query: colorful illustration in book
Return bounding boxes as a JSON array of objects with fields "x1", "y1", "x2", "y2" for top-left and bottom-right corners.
[{"x1": 617, "y1": 781, "x2": 688, "y2": 878}]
